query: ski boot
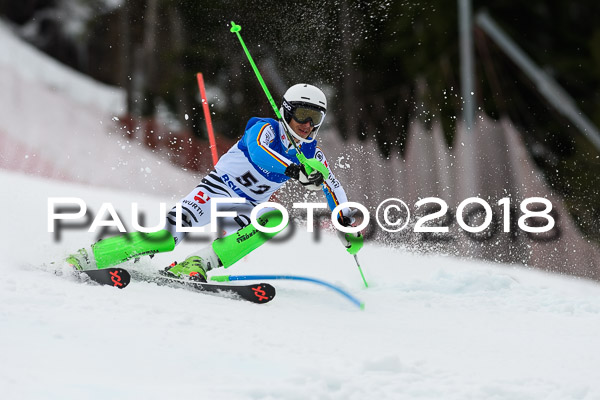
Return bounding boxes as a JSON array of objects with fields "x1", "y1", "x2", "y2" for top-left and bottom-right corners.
[
  {"x1": 163, "y1": 247, "x2": 222, "y2": 282},
  {"x1": 65, "y1": 246, "x2": 96, "y2": 271}
]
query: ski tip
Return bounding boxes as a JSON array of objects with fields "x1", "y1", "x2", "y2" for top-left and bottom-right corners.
[{"x1": 359, "y1": 302, "x2": 366, "y2": 311}]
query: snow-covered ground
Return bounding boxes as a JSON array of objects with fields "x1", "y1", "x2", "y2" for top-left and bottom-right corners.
[
  {"x1": 1, "y1": 169, "x2": 600, "y2": 400},
  {"x1": 2, "y1": 14, "x2": 599, "y2": 400},
  {"x1": 0, "y1": 20, "x2": 200, "y2": 195}
]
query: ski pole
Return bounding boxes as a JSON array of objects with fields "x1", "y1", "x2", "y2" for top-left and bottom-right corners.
[
  {"x1": 229, "y1": 21, "x2": 328, "y2": 179},
  {"x1": 353, "y1": 254, "x2": 369, "y2": 288}
]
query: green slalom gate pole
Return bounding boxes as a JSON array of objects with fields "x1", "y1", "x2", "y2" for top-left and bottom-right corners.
[
  {"x1": 230, "y1": 21, "x2": 368, "y2": 289},
  {"x1": 229, "y1": 21, "x2": 282, "y2": 121},
  {"x1": 212, "y1": 274, "x2": 365, "y2": 310},
  {"x1": 229, "y1": 21, "x2": 328, "y2": 179}
]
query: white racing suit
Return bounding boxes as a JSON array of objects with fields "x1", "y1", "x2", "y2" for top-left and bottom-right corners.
[{"x1": 165, "y1": 117, "x2": 352, "y2": 245}]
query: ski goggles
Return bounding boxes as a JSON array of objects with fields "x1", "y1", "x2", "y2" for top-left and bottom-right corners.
[{"x1": 290, "y1": 105, "x2": 326, "y2": 127}]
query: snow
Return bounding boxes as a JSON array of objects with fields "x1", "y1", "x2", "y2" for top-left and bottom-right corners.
[
  {"x1": 1, "y1": 169, "x2": 600, "y2": 400},
  {"x1": 0, "y1": 20, "x2": 201, "y2": 195},
  {"x1": 0, "y1": 20, "x2": 125, "y2": 115},
  {"x1": 1, "y1": 13, "x2": 599, "y2": 400}
]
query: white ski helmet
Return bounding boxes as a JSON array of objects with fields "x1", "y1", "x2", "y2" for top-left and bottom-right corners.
[{"x1": 280, "y1": 83, "x2": 327, "y2": 143}]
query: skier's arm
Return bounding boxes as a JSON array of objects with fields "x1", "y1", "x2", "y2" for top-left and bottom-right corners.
[
  {"x1": 316, "y1": 147, "x2": 364, "y2": 255},
  {"x1": 245, "y1": 122, "x2": 294, "y2": 175},
  {"x1": 314, "y1": 147, "x2": 352, "y2": 222},
  {"x1": 283, "y1": 163, "x2": 324, "y2": 190}
]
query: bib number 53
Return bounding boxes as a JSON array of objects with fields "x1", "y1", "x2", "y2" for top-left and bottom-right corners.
[{"x1": 236, "y1": 171, "x2": 271, "y2": 195}]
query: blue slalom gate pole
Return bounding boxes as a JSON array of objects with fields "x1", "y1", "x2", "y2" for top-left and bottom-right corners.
[{"x1": 212, "y1": 274, "x2": 365, "y2": 310}]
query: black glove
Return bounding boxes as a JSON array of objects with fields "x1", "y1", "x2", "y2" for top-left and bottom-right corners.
[
  {"x1": 336, "y1": 215, "x2": 364, "y2": 255},
  {"x1": 285, "y1": 164, "x2": 324, "y2": 191},
  {"x1": 338, "y1": 216, "x2": 354, "y2": 227}
]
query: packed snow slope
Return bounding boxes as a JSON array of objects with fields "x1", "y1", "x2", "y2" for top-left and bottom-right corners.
[{"x1": 1, "y1": 169, "x2": 600, "y2": 400}]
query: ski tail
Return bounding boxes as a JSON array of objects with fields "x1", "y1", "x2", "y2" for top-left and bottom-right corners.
[{"x1": 80, "y1": 268, "x2": 131, "y2": 289}]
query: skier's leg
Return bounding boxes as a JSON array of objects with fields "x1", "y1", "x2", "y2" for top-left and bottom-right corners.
[
  {"x1": 165, "y1": 205, "x2": 287, "y2": 280},
  {"x1": 66, "y1": 182, "x2": 220, "y2": 270},
  {"x1": 66, "y1": 230, "x2": 176, "y2": 271},
  {"x1": 212, "y1": 206, "x2": 286, "y2": 267},
  {"x1": 163, "y1": 185, "x2": 217, "y2": 246}
]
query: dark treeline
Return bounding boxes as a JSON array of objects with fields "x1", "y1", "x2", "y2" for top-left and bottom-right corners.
[{"x1": 1, "y1": 0, "x2": 599, "y2": 241}]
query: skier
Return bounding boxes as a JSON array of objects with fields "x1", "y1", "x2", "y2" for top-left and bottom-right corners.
[{"x1": 66, "y1": 84, "x2": 363, "y2": 281}]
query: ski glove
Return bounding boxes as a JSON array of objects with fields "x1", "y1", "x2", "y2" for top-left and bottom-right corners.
[
  {"x1": 285, "y1": 163, "x2": 324, "y2": 191},
  {"x1": 337, "y1": 216, "x2": 364, "y2": 255}
]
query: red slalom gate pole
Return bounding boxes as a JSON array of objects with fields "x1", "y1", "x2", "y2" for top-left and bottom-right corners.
[{"x1": 196, "y1": 72, "x2": 219, "y2": 167}]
